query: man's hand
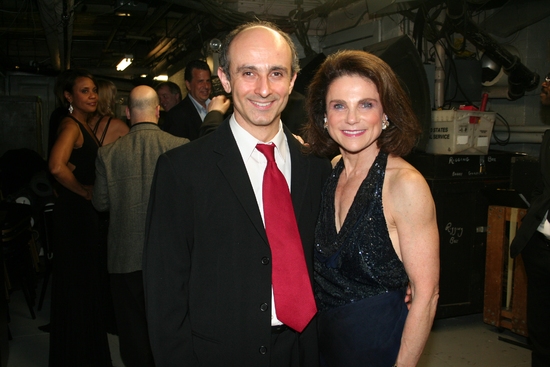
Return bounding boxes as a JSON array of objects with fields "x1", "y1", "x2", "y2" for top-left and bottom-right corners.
[
  {"x1": 208, "y1": 95, "x2": 231, "y2": 115},
  {"x1": 405, "y1": 283, "x2": 412, "y2": 310}
]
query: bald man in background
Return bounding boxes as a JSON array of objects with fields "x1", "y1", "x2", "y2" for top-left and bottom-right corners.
[{"x1": 93, "y1": 85, "x2": 189, "y2": 367}]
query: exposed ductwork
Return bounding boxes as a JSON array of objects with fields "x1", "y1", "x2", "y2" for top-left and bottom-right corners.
[
  {"x1": 36, "y1": 0, "x2": 74, "y2": 71},
  {"x1": 444, "y1": 0, "x2": 539, "y2": 101}
]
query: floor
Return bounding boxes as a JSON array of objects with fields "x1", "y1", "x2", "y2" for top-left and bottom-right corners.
[
  {"x1": 6, "y1": 279, "x2": 531, "y2": 367},
  {"x1": 6, "y1": 277, "x2": 123, "y2": 367}
]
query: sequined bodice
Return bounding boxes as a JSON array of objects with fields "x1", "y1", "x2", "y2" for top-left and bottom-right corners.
[{"x1": 314, "y1": 151, "x2": 408, "y2": 312}]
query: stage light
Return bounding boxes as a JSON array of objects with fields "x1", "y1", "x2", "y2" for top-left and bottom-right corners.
[{"x1": 116, "y1": 55, "x2": 133, "y2": 71}]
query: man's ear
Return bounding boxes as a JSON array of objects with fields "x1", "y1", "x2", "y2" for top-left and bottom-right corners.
[
  {"x1": 125, "y1": 106, "x2": 131, "y2": 121},
  {"x1": 288, "y1": 72, "x2": 297, "y2": 95},
  {"x1": 218, "y1": 67, "x2": 232, "y2": 94}
]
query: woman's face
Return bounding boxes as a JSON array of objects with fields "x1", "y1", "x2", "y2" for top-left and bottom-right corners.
[
  {"x1": 65, "y1": 77, "x2": 98, "y2": 114},
  {"x1": 325, "y1": 74, "x2": 384, "y2": 155}
]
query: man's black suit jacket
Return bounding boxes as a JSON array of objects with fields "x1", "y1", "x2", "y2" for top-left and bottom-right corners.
[
  {"x1": 162, "y1": 95, "x2": 203, "y2": 140},
  {"x1": 510, "y1": 129, "x2": 550, "y2": 257},
  {"x1": 143, "y1": 118, "x2": 331, "y2": 366}
]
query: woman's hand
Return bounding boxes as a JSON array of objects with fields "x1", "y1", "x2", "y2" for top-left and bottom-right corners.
[{"x1": 81, "y1": 184, "x2": 94, "y2": 200}]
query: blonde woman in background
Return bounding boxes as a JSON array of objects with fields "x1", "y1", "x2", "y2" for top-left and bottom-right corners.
[
  {"x1": 88, "y1": 79, "x2": 130, "y2": 146},
  {"x1": 88, "y1": 79, "x2": 128, "y2": 335}
]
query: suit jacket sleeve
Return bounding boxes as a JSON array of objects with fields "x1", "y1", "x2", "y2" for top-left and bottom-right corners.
[
  {"x1": 143, "y1": 152, "x2": 198, "y2": 367},
  {"x1": 92, "y1": 150, "x2": 109, "y2": 212},
  {"x1": 510, "y1": 130, "x2": 550, "y2": 257},
  {"x1": 199, "y1": 110, "x2": 224, "y2": 137}
]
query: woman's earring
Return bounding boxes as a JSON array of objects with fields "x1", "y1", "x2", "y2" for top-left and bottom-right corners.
[
  {"x1": 382, "y1": 114, "x2": 389, "y2": 130},
  {"x1": 323, "y1": 116, "x2": 328, "y2": 129},
  {"x1": 68, "y1": 103, "x2": 74, "y2": 114}
]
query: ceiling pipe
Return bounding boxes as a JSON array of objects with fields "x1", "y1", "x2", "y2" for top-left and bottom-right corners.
[
  {"x1": 146, "y1": 21, "x2": 193, "y2": 63},
  {"x1": 493, "y1": 125, "x2": 550, "y2": 133},
  {"x1": 491, "y1": 132, "x2": 545, "y2": 144},
  {"x1": 123, "y1": 3, "x2": 173, "y2": 55},
  {"x1": 444, "y1": 0, "x2": 539, "y2": 101},
  {"x1": 36, "y1": 0, "x2": 64, "y2": 71},
  {"x1": 144, "y1": 13, "x2": 196, "y2": 64}
]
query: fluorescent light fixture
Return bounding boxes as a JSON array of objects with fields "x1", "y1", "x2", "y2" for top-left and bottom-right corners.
[
  {"x1": 116, "y1": 55, "x2": 133, "y2": 71},
  {"x1": 153, "y1": 75, "x2": 168, "y2": 81}
]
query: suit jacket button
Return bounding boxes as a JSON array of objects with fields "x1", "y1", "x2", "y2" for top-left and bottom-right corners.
[
  {"x1": 259, "y1": 346, "x2": 267, "y2": 354},
  {"x1": 261, "y1": 257, "x2": 270, "y2": 265},
  {"x1": 260, "y1": 303, "x2": 268, "y2": 312}
]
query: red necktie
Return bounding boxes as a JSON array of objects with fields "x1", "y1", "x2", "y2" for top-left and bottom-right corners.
[{"x1": 256, "y1": 143, "x2": 317, "y2": 333}]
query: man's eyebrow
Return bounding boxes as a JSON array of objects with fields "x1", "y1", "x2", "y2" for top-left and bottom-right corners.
[
  {"x1": 235, "y1": 64, "x2": 289, "y2": 73},
  {"x1": 235, "y1": 65, "x2": 258, "y2": 73}
]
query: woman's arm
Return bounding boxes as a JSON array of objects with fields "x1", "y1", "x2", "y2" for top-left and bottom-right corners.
[
  {"x1": 386, "y1": 164, "x2": 440, "y2": 367},
  {"x1": 48, "y1": 119, "x2": 92, "y2": 199}
]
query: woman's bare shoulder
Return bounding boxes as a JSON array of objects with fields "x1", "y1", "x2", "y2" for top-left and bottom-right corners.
[
  {"x1": 384, "y1": 155, "x2": 430, "y2": 198},
  {"x1": 57, "y1": 116, "x2": 81, "y2": 135}
]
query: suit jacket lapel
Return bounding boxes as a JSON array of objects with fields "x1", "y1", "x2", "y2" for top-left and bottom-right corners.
[{"x1": 212, "y1": 120, "x2": 269, "y2": 244}]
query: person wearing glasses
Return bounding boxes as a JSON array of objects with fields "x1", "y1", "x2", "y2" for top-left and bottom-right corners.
[{"x1": 510, "y1": 71, "x2": 550, "y2": 367}]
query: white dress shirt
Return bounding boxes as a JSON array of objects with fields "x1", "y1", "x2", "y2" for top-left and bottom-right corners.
[
  {"x1": 229, "y1": 114, "x2": 292, "y2": 326},
  {"x1": 188, "y1": 94, "x2": 211, "y2": 121},
  {"x1": 537, "y1": 210, "x2": 550, "y2": 239}
]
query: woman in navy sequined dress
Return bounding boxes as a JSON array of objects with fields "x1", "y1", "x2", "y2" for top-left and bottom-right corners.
[{"x1": 303, "y1": 50, "x2": 440, "y2": 367}]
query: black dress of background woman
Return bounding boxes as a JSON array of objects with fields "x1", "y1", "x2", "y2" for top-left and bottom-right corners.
[{"x1": 48, "y1": 70, "x2": 112, "y2": 366}]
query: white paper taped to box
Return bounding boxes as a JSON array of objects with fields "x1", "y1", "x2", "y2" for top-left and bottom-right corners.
[{"x1": 426, "y1": 110, "x2": 496, "y2": 155}]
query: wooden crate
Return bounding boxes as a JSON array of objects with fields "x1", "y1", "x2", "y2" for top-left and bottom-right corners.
[{"x1": 483, "y1": 206, "x2": 528, "y2": 336}]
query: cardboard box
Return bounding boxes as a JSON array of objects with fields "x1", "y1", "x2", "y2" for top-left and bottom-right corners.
[{"x1": 426, "y1": 110, "x2": 496, "y2": 155}]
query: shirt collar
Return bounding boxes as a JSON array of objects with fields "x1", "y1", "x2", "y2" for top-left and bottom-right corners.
[
  {"x1": 229, "y1": 114, "x2": 289, "y2": 164},
  {"x1": 188, "y1": 93, "x2": 210, "y2": 112}
]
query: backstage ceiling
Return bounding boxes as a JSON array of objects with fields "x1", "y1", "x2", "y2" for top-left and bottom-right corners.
[
  {"x1": 1, "y1": 0, "x2": 547, "y2": 81},
  {"x1": 0, "y1": 0, "x2": 352, "y2": 80}
]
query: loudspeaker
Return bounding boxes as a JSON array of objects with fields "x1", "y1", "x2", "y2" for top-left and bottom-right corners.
[{"x1": 364, "y1": 35, "x2": 432, "y2": 151}]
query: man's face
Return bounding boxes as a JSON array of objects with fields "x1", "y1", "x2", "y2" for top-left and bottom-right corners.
[
  {"x1": 218, "y1": 26, "x2": 296, "y2": 137},
  {"x1": 186, "y1": 69, "x2": 212, "y2": 107},
  {"x1": 541, "y1": 73, "x2": 550, "y2": 106},
  {"x1": 157, "y1": 85, "x2": 180, "y2": 112}
]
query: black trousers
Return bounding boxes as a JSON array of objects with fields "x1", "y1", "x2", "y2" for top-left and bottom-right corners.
[
  {"x1": 522, "y1": 232, "x2": 550, "y2": 367},
  {"x1": 270, "y1": 322, "x2": 319, "y2": 367},
  {"x1": 110, "y1": 271, "x2": 155, "y2": 367}
]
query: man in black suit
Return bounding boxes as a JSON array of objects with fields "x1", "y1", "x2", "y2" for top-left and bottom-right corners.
[
  {"x1": 510, "y1": 72, "x2": 550, "y2": 367},
  {"x1": 143, "y1": 21, "x2": 331, "y2": 367},
  {"x1": 162, "y1": 59, "x2": 213, "y2": 140}
]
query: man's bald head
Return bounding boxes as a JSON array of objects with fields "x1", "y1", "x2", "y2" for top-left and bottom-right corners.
[{"x1": 126, "y1": 85, "x2": 161, "y2": 125}]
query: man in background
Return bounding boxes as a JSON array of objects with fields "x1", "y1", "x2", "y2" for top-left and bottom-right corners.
[
  {"x1": 92, "y1": 85, "x2": 189, "y2": 367},
  {"x1": 155, "y1": 81, "x2": 181, "y2": 113},
  {"x1": 162, "y1": 59, "x2": 214, "y2": 140},
  {"x1": 510, "y1": 72, "x2": 550, "y2": 367}
]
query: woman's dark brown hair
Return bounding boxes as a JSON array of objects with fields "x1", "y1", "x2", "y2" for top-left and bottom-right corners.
[{"x1": 302, "y1": 50, "x2": 422, "y2": 158}]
